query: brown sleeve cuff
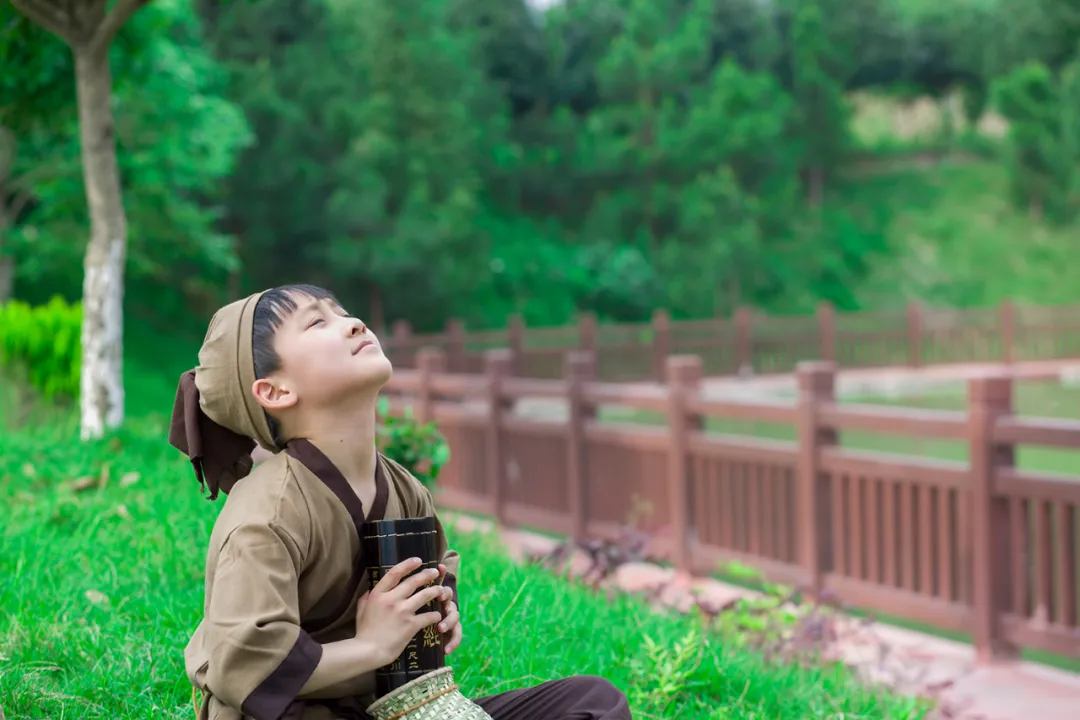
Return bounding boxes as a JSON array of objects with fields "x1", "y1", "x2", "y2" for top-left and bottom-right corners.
[
  {"x1": 241, "y1": 630, "x2": 323, "y2": 720},
  {"x1": 443, "y1": 573, "x2": 458, "y2": 606}
]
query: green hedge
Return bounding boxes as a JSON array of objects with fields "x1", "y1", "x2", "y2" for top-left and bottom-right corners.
[{"x1": 0, "y1": 297, "x2": 81, "y2": 401}]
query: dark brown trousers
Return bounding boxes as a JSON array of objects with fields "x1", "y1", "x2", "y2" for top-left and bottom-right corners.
[
  {"x1": 474, "y1": 676, "x2": 631, "y2": 720},
  {"x1": 299, "y1": 675, "x2": 631, "y2": 720}
]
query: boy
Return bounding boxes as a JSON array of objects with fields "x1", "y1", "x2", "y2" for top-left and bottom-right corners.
[{"x1": 169, "y1": 285, "x2": 631, "y2": 720}]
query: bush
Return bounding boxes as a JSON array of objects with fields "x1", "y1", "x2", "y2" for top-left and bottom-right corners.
[
  {"x1": 0, "y1": 296, "x2": 81, "y2": 401},
  {"x1": 376, "y1": 396, "x2": 450, "y2": 488}
]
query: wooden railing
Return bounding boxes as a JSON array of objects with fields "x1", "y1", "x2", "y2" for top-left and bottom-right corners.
[
  {"x1": 382, "y1": 348, "x2": 1080, "y2": 664},
  {"x1": 381, "y1": 300, "x2": 1080, "y2": 381}
]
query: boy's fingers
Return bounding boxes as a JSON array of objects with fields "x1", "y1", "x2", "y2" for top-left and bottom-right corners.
[
  {"x1": 374, "y1": 558, "x2": 424, "y2": 592},
  {"x1": 404, "y1": 584, "x2": 449, "y2": 614},
  {"x1": 438, "y1": 607, "x2": 459, "y2": 634},
  {"x1": 390, "y1": 567, "x2": 442, "y2": 600},
  {"x1": 444, "y1": 624, "x2": 463, "y2": 654}
]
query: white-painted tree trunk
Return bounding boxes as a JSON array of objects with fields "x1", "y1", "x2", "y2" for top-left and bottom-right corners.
[{"x1": 75, "y1": 46, "x2": 126, "y2": 440}]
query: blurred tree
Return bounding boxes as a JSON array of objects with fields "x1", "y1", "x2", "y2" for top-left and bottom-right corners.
[
  {"x1": 321, "y1": 0, "x2": 506, "y2": 329},
  {"x1": 7, "y1": 0, "x2": 248, "y2": 318},
  {"x1": 993, "y1": 62, "x2": 1066, "y2": 220},
  {"x1": 7, "y1": 0, "x2": 151, "y2": 438},
  {"x1": 195, "y1": 0, "x2": 344, "y2": 303},
  {"x1": 1059, "y1": 48, "x2": 1080, "y2": 216},
  {"x1": 447, "y1": 0, "x2": 549, "y2": 118},
  {"x1": 787, "y1": 2, "x2": 852, "y2": 205},
  {"x1": 0, "y1": 7, "x2": 75, "y2": 303}
]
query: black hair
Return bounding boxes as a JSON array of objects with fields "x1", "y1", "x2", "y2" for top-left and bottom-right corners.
[{"x1": 252, "y1": 283, "x2": 340, "y2": 445}]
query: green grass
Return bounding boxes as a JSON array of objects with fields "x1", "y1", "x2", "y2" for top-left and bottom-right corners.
[
  {"x1": 0, "y1": 356, "x2": 930, "y2": 719},
  {"x1": 836, "y1": 159, "x2": 1080, "y2": 311},
  {"x1": 0, "y1": 421, "x2": 929, "y2": 720}
]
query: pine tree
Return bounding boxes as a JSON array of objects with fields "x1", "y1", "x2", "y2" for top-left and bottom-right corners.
[
  {"x1": 323, "y1": 0, "x2": 504, "y2": 325},
  {"x1": 787, "y1": 2, "x2": 852, "y2": 206}
]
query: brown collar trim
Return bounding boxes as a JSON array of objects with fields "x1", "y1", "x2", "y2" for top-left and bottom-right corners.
[
  {"x1": 284, "y1": 439, "x2": 390, "y2": 637},
  {"x1": 284, "y1": 439, "x2": 389, "y2": 531}
]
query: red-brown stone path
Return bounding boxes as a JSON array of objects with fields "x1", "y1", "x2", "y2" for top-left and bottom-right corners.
[{"x1": 445, "y1": 513, "x2": 1080, "y2": 720}]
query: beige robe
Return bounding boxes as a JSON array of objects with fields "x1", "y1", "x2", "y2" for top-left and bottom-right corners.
[{"x1": 185, "y1": 440, "x2": 460, "y2": 720}]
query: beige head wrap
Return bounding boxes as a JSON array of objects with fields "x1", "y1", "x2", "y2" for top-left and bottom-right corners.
[{"x1": 168, "y1": 291, "x2": 278, "y2": 499}]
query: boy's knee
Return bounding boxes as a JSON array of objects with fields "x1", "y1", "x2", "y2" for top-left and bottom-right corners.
[{"x1": 563, "y1": 675, "x2": 627, "y2": 704}]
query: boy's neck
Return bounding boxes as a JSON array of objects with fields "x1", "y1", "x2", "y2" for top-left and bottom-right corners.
[{"x1": 295, "y1": 396, "x2": 380, "y2": 490}]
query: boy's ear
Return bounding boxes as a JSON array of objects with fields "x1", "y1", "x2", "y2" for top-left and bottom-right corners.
[{"x1": 252, "y1": 377, "x2": 298, "y2": 413}]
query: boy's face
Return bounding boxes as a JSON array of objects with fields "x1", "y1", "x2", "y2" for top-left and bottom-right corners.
[{"x1": 259, "y1": 294, "x2": 392, "y2": 414}]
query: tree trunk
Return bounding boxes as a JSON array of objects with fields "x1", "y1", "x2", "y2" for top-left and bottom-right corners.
[
  {"x1": 369, "y1": 281, "x2": 385, "y2": 333},
  {"x1": 807, "y1": 166, "x2": 825, "y2": 206},
  {"x1": 1030, "y1": 194, "x2": 1044, "y2": 221},
  {"x1": 0, "y1": 255, "x2": 12, "y2": 304},
  {"x1": 228, "y1": 229, "x2": 242, "y2": 301},
  {"x1": 0, "y1": 200, "x2": 11, "y2": 304},
  {"x1": 75, "y1": 46, "x2": 127, "y2": 440}
]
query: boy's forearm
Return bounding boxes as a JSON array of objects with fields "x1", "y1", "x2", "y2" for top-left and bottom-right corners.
[{"x1": 297, "y1": 639, "x2": 384, "y2": 698}]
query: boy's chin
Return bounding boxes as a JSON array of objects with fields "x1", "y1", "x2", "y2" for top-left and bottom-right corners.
[{"x1": 353, "y1": 358, "x2": 393, "y2": 390}]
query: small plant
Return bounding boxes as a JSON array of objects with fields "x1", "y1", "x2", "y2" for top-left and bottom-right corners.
[
  {"x1": 376, "y1": 396, "x2": 450, "y2": 489},
  {"x1": 629, "y1": 628, "x2": 705, "y2": 716},
  {"x1": 0, "y1": 297, "x2": 81, "y2": 402}
]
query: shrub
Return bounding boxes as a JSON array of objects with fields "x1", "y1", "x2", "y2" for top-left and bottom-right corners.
[
  {"x1": 376, "y1": 396, "x2": 450, "y2": 488},
  {"x1": 0, "y1": 297, "x2": 81, "y2": 401}
]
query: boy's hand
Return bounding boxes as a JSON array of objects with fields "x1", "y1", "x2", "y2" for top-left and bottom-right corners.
[
  {"x1": 437, "y1": 563, "x2": 463, "y2": 655},
  {"x1": 439, "y1": 600, "x2": 462, "y2": 654},
  {"x1": 354, "y1": 559, "x2": 449, "y2": 667}
]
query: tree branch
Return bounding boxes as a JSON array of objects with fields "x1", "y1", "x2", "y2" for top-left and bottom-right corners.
[
  {"x1": 9, "y1": 0, "x2": 75, "y2": 44},
  {"x1": 88, "y1": 0, "x2": 151, "y2": 58}
]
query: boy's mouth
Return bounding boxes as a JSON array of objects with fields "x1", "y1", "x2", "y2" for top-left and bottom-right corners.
[{"x1": 353, "y1": 340, "x2": 375, "y2": 355}]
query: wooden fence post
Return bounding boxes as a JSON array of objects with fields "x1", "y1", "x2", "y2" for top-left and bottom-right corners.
[
  {"x1": 666, "y1": 355, "x2": 703, "y2": 573},
  {"x1": 444, "y1": 319, "x2": 465, "y2": 373},
  {"x1": 735, "y1": 307, "x2": 753, "y2": 373},
  {"x1": 907, "y1": 303, "x2": 923, "y2": 368},
  {"x1": 508, "y1": 315, "x2": 524, "y2": 376},
  {"x1": 817, "y1": 301, "x2": 836, "y2": 363},
  {"x1": 391, "y1": 319, "x2": 414, "y2": 368},
  {"x1": 565, "y1": 351, "x2": 596, "y2": 542},
  {"x1": 485, "y1": 349, "x2": 513, "y2": 527},
  {"x1": 796, "y1": 361, "x2": 837, "y2": 596},
  {"x1": 652, "y1": 309, "x2": 671, "y2": 383},
  {"x1": 968, "y1": 371, "x2": 1018, "y2": 663},
  {"x1": 416, "y1": 347, "x2": 446, "y2": 424},
  {"x1": 999, "y1": 300, "x2": 1016, "y2": 364}
]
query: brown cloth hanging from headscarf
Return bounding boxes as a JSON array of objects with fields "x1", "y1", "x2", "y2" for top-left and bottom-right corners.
[
  {"x1": 168, "y1": 291, "x2": 279, "y2": 499},
  {"x1": 168, "y1": 370, "x2": 256, "y2": 500}
]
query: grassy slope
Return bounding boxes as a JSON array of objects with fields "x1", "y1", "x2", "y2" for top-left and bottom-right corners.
[
  {"x1": 842, "y1": 92, "x2": 1080, "y2": 311},
  {"x1": 0, "y1": 347, "x2": 927, "y2": 719},
  {"x1": 838, "y1": 159, "x2": 1080, "y2": 311}
]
